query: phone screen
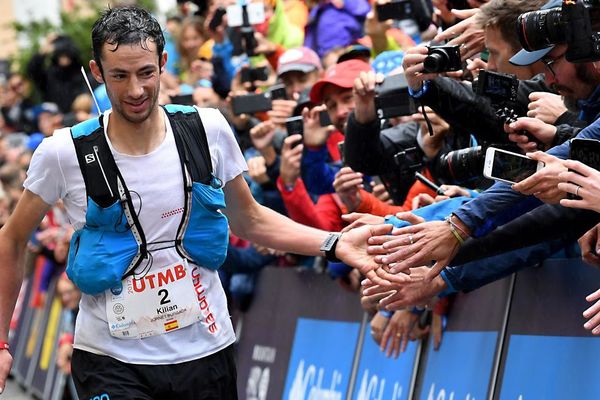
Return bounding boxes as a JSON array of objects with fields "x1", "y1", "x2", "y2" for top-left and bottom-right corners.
[{"x1": 491, "y1": 151, "x2": 540, "y2": 183}]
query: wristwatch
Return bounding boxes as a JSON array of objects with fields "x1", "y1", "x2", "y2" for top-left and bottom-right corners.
[{"x1": 320, "y1": 232, "x2": 342, "y2": 262}]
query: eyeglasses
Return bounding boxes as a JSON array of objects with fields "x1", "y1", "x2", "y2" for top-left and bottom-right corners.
[{"x1": 540, "y1": 52, "x2": 565, "y2": 78}]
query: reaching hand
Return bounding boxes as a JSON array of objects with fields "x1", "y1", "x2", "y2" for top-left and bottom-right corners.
[
  {"x1": 362, "y1": 266, "x2": 448, "y2": 310},
  {"x1": 434, "y1": 185, "x2": 472, "y2": 202},
  {"x1": 512, "y1": 151, "x2": 568, "y2": 204},
  {"x1": 302, "y1": 105, "x2": 333, "y2": 147},
  {"x1": 431, "y1": 313, "x2": 444, "y2": 350},
  {"x1": 353, "y1": 70, "x2": 384, "y2": 124},
  {"x1": 367, "y1": 220, "x2": 465, "y2": 281},
  {"x1": 341, "y1": 213, "x2": 386, "y2": 233},
  {"x1": 433, "y1": 9, "x2": 484, "y2": 60},
  {"x1": 249, "y1": 120, "x2": 277, "y2": 152},
  {"x1": 369, "y1": 312, "x2": 390, "y2": 345},
  {"x1": 380, "y1": 309, "x2": 419, "y2": 358},
  {"x1": 558, "y1": 160, "x2": 600, "y2": 213},
  {"x1": 583, "y1": 288, "x2": 600, "y2": 335},
  {"x1": 268, "y1": 99, "x2": 297, "y2": 127},
  {"x1": 402, "y1": 46, "x2": 442, "y2": 91},
  {"x1": 279, "y1": 134, "x2": 304, "y2": 187},
  {"x1": 527, "y1": 92, "x2": 567, "y2": 124},
  {"x1": 336, "y1": 224, "x2": 412, "y2": 285},
  {"x1": 247, "y1": 156, "x2": 270, "y2": 185},
  {"x1": 505, "y1": 117, "x2": 556, "y2": 152},
  {"x1": 576, "y1": 223, "x2": 600, "y2": 268},
  {"x1": 333, "y1": 167, "x2": 364, "y2": 213},
  {"x1": 411, "y1": 107, "x2": 450, "y2": 156}
]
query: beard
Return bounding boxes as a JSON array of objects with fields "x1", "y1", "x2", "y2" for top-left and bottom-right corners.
[{"x1": 563, "y1": 95, "x2": 579, "y2": 112}]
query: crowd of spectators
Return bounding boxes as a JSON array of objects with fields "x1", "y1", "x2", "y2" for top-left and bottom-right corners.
[{"x1": 5, "y1": 0, "x2": 600, "y2": 389}]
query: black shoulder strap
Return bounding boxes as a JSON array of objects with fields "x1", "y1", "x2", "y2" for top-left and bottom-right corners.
[
  {"x1": 164, "y1": 105, "x2": 213, "y2": 184},
  {"x1": 71, "y1": 116, "x2": 120, "y2": 208}
]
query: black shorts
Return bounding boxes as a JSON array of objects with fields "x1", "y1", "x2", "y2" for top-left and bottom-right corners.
[{"x1": 71, "y1": 345, "x2": 237, "y2": 400}]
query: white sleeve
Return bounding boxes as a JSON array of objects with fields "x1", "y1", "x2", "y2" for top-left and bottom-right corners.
[
  {"x1": 197, "y1": 107, "x2": 248, "y2": 184},
  {"x1": 23, "y1": 134, "x2": 67, "y2": 205}
]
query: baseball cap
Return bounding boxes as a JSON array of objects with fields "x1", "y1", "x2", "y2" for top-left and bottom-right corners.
[
  {"x1": 309, "y1": 59, "x2": 372, "y2": 104},
  {"x1": 277, "y1": 47, "x2": 323, "y2": 77},
  {"x1": 509, "y1": 0, "x2": 562, "y2": 66},
  {"x1": 337, "y1": 44, "x2": 372, "y2": 64},
  {"x1": 32, "y1": 102, "x2": 60, "y2": 120}
]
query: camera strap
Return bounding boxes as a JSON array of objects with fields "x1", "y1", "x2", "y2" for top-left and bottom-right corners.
[{"x1": 417, "y1": 98, "x2": 435, "y2": 136}]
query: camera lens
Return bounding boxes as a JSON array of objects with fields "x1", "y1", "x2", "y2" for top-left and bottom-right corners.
[
  {"x1": 423, "y1": 49, "x2": 449, "y2": 73},
  {"x1": 516, "y1": 8, "x2": 565, "y2": 52},
  {"x1": 438, "y1": 146, "x2": 485, "y2": 184}
]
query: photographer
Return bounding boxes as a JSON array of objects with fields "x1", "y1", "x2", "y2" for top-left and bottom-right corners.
[
  {"x1": 298, "y1": 59, "x2": 371, "y2": 195},
  {"x1": 506, "y1": 41, "x2": 600, "y2": 151},
  {"x1": 402, "y1": 0, "x2": 550, "y2": 146}
]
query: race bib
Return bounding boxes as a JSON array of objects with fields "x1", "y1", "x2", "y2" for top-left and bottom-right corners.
[{"x1": 106, "y1": 259, "x2": 202, "y2": 339}]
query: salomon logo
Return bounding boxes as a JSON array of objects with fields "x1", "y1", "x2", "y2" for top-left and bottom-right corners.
[
  {"x1": 89, "y1": 394, "x2": 110, "y2": 400},
  {"x1": 85, "y1": 153, "x2": 96, "y2": 164}
]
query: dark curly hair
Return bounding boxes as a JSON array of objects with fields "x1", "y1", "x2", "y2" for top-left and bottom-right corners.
[{"x1": 92, "y1": 6, "x2": 165, "y2": 74}]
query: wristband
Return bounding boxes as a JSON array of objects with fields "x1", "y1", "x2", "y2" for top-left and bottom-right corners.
[
  {"x1": 408, "y1": 80, "x2": 430, "y2": 98},
  {"x1": 445, "y1": 216, "x2": 466, "y2": 245},
  {"x1": 0, "y1": 341, "x2": 9, "y2": 351}
]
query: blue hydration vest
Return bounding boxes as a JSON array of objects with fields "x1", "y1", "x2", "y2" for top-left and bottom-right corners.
[{"x1": 66, "y1": 105, "x2": 229, "y2": 295}]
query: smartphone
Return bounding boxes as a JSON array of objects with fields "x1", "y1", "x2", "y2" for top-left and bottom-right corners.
[
  {"x1": 567, "y1": 138, "x2": 600, "y2": 199},
  {"x1": 285, "y1": 116, "x2": 304, "y2": 148},
  {"x1": 231, "y1": 93, "x2": 272, "y2": 115},
  {"x1": 209, "y1": 7, "x2": 226, "y2": 31},
  {"x1": 319, "y1": 110, "x2": 332, "y2": 127},
  {"x1": 337, "y1": 141, "x2": 345, "y2": 166},
  {"x1": 270, "y1": 83, "x2": 287, "y2": 100},
  {"x1": 376, "y1": 0, "x2": 412, "y2": 21},
  {"x1": 483, "y1": 147, "x2": 545, "y2": 184},
  {"x1": 241, "y1": 66, "x2": 269, "y2": 83}
]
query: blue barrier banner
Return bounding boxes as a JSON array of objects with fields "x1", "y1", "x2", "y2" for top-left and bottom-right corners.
[
  {"x1": 283, "y1": 318, "x2": 361, "y2": 399},
  {"x1": 419, "y1": 331, "x2": 498, "y2": 400},
  {"x1": 500, "y1": 335, "x2": 600, "y2": 399},
  {"x1": 352, "y1": 328, "x2": 417, "y2": 400}
]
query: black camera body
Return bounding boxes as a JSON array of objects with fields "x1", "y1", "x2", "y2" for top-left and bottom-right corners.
[
  {"x1": 374, "y1": 74, "x2": 417, "y2": 119},
  {"x1": 517, "y1": 0, "x2": 600, "y2": 63},
  {"x1": 423, "y1": 45, "x2": 462, "y2": 73},
  {"x1": 375, "y1": 0, "x2": 433, "y2": 31}
]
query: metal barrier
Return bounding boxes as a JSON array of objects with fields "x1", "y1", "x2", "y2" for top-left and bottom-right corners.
[{"x1": 235, "y1": 259, "x2": 600, "y2": 399}]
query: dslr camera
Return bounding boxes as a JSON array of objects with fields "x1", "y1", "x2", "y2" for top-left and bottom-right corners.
[
  {"x1": 374, "y1": 74, "x2": 417, "y2": 119},
  {"x1": 423, "y1": 45, "x2": 462, "y2": 73},
  {"x1": 517, "y1": 0, "x2": 600, "y2": 63},
  {"x1": 437, "y1": 146, "x2": 485, "y2": 184}
]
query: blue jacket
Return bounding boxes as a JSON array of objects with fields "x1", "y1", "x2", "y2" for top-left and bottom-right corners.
[{"x1": 454, "y1": 114, "x2": 600, "y2": 237}]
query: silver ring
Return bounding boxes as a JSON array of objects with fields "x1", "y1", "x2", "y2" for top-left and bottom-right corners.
[
  {"x1": 576, "y1": 185, "x2": 581, "y2": 197},
  {"x1": 408, "y1": 234, "x2": 415, "y2": 245}
]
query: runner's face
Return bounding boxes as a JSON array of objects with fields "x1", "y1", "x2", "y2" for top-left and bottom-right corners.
[{"x1": 93, "y1": 40, "x2": 165, "y2": 124}]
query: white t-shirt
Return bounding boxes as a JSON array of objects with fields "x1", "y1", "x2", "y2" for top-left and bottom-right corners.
[{"x1": 24, "y1": 107, "x2": 248, "y2": 364}]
